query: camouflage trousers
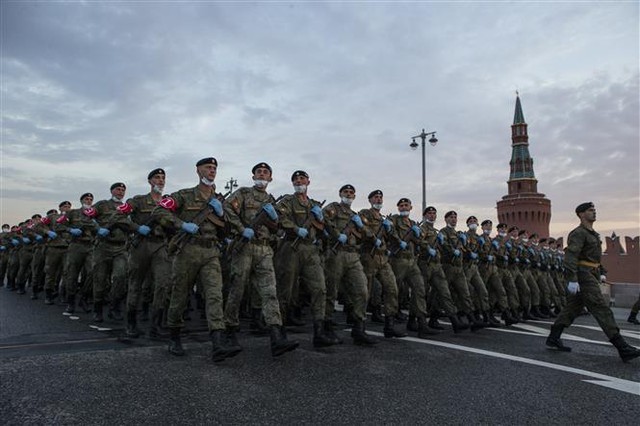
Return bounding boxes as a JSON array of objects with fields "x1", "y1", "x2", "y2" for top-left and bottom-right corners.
[
  {"x1": 479, "y1": 263, "x2": 509, "y2": 311},
  {"x1": 463, "y1": 263, "x2": 490, "y2": 312},
  {"x1": 92, "y1": 242, "x2": 128, "y2": 305},
  {"x1": 274, "y1": 240, "x2": 327, "y2": 321},
  {"x1": 521, "y1": 268, "x2": 541, "y2": 306},
  {"x1": 441, "y1": 263, "x2": 473, "y2": 314},
  {"x1": 324, "y1": 248, "x2": 368, "y2": 322},
  {"x1": 497, "y1": 267, "x2": 520, "y2": 311},
  {"x1": 7, "y1": 251, "x2": 20, "y2": 289},
  {"x1": 126, "y1": 239, "x2": 171, "y2": 312},
  {"x1": 390, "y1": 254, "x2": 427, "y2": 318},
  {"x1": 167, "y1": 243, "x2": 224, "y2": 331},
  {"x1": 63, "y1": 242, "x2": 93, "y2": 298},
  {"x1": 0, "y1": 253, "x2": 8, "y2": 286},
  {"x1": 31, "y1": 246, "x2": 46, "y2": 291},
  {"x1": 417, "y1": 259, "x2": 458, "y2": 316},
  {"x1": 225, "y1": 241, "x2": 282, "y2": 328},
  {"x1": 360, "y1": 251, "x2": 399, "y2": 316},
  {"x1": 16, "y1": 246, "x2": 34, "y2": 291},
  {"x1": 509, "y1": 266, "x2": 530, "y2": 310},
  {"x1": 44, "y1": 246, "x2": 67, "y2": 292}
]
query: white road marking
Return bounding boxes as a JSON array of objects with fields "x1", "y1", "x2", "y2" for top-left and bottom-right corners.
[
  {"x1": 364, "y1": 331, "x2": 640, "y2": 396},
  {"x1": 529, "y1": 320, "x2": 640, "y2": 340},
  {"x1": 89, "y1": 325, "x2": 112, "y2": 332}
]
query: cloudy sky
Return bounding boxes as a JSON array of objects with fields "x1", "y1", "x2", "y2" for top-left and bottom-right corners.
[{"x1": 1, "y1": 1, "x2": 638, "y2": 243}]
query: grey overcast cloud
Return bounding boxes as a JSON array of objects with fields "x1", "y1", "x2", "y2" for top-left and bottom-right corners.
[{"x1": 1, "y1": 1, "x2": 638, "y2": 241}]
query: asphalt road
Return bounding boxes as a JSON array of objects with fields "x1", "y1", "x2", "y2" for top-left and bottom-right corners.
[{"x1": 1, "y1": 287, "x2": 638, "y2": 425}]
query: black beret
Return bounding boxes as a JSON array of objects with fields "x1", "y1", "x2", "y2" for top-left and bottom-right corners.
[
  {"x1": 481, "y1": 219, "x2": 492, "y2": 226},
  {"x1": 339, "y1": 184, "x2": 355, "y2": 193},
  {"x1": 31, "y1": 214, "x2": 42, "y2": 219},
  {"x1": 539, "y1": 238, "x2": 547, "y2": 243},
  {"x1": 291, "y1": 170, "x2": 309, "y2": 181},
  {"x1": 110, "y1": 182, "x2": 126, "y2": 191},
  {"x1": 508, "y1": 226, "x2": 518, "y2": 233},
  {"x1": 196, "y1": 157, "x2": 218, "y2": 167},
  {"x1": 530, "y1": 233, "x2": 538, "y2": 239},
  {"x1": 252, "y1": 162, "x2": 272, "y2": 174},
  {"x1": 466, "y1": 215, "x2": 478, "y2": 224},
  {"x1": 58, "y1": 201, "x2": 71, "y2": 208},
  {"x1": 518, "y1": 230, "x2": 527, "y2": 236},
  {"x1": 444, "y1": 210, "x2": 457, "y2": 219},
  {"x1": 548, "y1": 238, "x2": 556, "y2": 243},
  {"x1": 397, "y1": 198, "x2": 411, "y2": 206},
  {"x1": 147, "y1": 168, "x2": 166, "y2": 180},
  {"x1": 368, "y1": 189, "x2": 383, "y2": 199},
  {"x1": 46, "y1": 209, "x2": 57, "y2": 215},
  {"x1": 423, "y1": 206, "x2": 437, "y2": 215},
  {"x1": 497, "y1": 223, "x2": 508, "y2": 229},
  {"x1": 575, "y1": 202, "x2": 594, "y2": 215},
  {"x1": 80, "y1": 192, "x2": 93, "y2": 201}
]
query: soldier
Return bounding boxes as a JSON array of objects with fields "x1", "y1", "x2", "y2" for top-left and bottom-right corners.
[
  {"x1": 154, "y1": 157, "x2": 239, "y2": 361},
  {"x1": 529, "y1": 234, "x2": 557, "y2": 317},
  {"x1": 15, "y1": 217, "x2": 39, "y2": 295},
  {"x1": 5, "y1": 225, "x2": 22, "y2": 292},
  {"x1": 323, "y1": 184, "x2": 377, "y2": 345},
  {"x1": 417, "y1": 206, "x2": 467, "y2": 332},
  {"x1": 388, "y1": 198, "x2": 437, "y2": 338},
  {"x1": 506, "y1": 226, "x2": 535, "y2": 320},
  {"x1": 546, "y1": 202, "x2": 639, "y2": 363},
  {"x1": 439, "y1": 211, "x2": 484, "y2": 331},
  {"x1": 223, "y1": 162, "x2": 298, "y2": 357},
  {"x1": 273, "y1": 170, "x2": 336, "y2": 347},
  {"x1": 124, "y1": 168, "x2": 172, "y2": 339},
  {"x1": 62, "y1": 193, "x2": 97, "y2": 314},
  {"x1": 628, "y1": 296, "x2": 640, "y2": 325},
  {"x1": 358, "y1": 190, "x2": 406, "y2": 338},
  {"x1": 0, "y1": 224, "x2": 11, "y2": 287},
  {"x1": 517, "y1": 229, "x2": 547, "y2": 319},
  {"x1": 29, "y1": 213, "x2": 51, "y2": 300},
  {"x1": 43, "y1": 202, "x2": 71, "y2": 305},
  {"x1": 493, "y1": 223, "x2": 521, "y2": 322}
]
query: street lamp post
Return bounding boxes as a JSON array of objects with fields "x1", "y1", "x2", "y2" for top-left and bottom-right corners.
[
  {"x1": 410, "y1": 129, "x2": 438, "y2": 213},
  {"x1": 223, "y1": 177, "x2": 238, "y2": 198}
]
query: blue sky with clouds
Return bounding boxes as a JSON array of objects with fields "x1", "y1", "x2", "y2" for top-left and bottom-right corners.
[{"x1": 1, "y1": 1, "x2": 638, "y2": 241}]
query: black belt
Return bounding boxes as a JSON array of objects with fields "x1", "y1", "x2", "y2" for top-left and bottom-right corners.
[{"x1": 191, "y1": 238, "x2": 218, "y2": 249}]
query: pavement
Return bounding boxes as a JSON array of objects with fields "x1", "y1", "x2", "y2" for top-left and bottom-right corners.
[{"x1": 1, "y1": 287, "x2": 638, "y2": 425}]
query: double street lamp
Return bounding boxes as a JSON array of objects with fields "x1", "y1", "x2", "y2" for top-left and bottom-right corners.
[{"x1": 410, "y1": 129, "x2": 438, "y2": 213}]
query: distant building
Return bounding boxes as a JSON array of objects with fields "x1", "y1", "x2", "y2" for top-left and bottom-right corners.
[
  {"x1": 497, "y1": 95, "x2": 551, "y2": 238},
  {"x1": 602, "y1": 233, "x2": 640, "y2": 308}
]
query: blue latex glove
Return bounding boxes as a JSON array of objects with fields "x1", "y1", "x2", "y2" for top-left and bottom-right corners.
[
  {"x1": 208, "y1": 198, "x2": 224, "y2": 217},
  {"x1": 351, "y1": 214, "x2": 364, "y2": 229},
  {"x1": 0, "y1": 245, "x2": 6, "y2": 251},
  {"x1": 296, "y1": 227, "x2": 309, "y2": 239},
  {"x1": 470, "y1": 252, "x2": 478, "y2": 260},
  {"x1": 22, "y1": 237, "x2": 31, "y2": 244},
  {"x1": 436, "y1": 233, "x2": 444, "y2": 244},
  {"x1": 514, "y1": 258, "x2": 520, "y2": 264},
  {"x1": 137, "y1": 225, "x2": 151, "y2": 236},
  {"x1": 505, "y1": 241, "x2": 512, "y2": 250},
  {"x1": 35, "y1": 235, "x2": 43, "y2": 242},
  {"x1": 525, "y1": 258, "x2": 531, "y2": 264},
  {"x1": 262, "y1": 204, "x2": 278, "y2": 221},
  {"x1": 338, "y1": 233, "x2": 348, "y2": 245},
  {"x1": 503, "y1": 255, "x2": 509, "y2": 262},
  {"x1": 47, "y1": 231, "x2": 57, "y2": 239},
  {"x1": 97, "y1": 228, "x2": 110, "y2": 238},
  {"x1": 181, "y1": 222, "x2": 199, "y2": 235},
  {"x1": 492, "y1": 240, "x2": 500, "y2": 249},
  {"x1": 487, "y1": 255, "x2": 494, "y2": 262},
  {"x1": 478, "y1": 237, "x2": 485, "y2": 246},
  {"x1": 11, "y1": 239, "x2": 20, "y2": 246},
  {"x1": 382, "y1": 219, "x2": 392, "y2": 232},
  {"x1": 69, "y1": 228, "x2": 82, "y2": 237},
  {"x1": 375, "y1": 238, "x2": 382, "y2": 248},
  {"x1": 453, "y1": 249, "x2": 461, "y2": 257},
  {"x1": 528, "y1": 247, "x2": 535, "y2": 255},
  {"x1": 428, "y1": 247, "x2": 437, "y2": 257},
  {"x1": 310, "y1": 205, "x2": 324, "y2": 221},
  {"x1": 242, "y1": 227, "x2": 255, "y2": 240},
  {"x1": 411, "y1": 225, "x2": 421, "y2": 238},
  {"x1": 567, "y1": 281, "x2": 580, "y2": 295},
  {"x1": 399, "y1": 241, "x2": 408, "y2": 250},
  {"x1": 458, "y1": 233, "x2": 467, "y2": 244}
]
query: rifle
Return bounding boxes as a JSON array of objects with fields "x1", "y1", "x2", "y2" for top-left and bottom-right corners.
[
  {"x1": 369, "y1": 214, "x2": 391, "y2": 255},
  {"x1": 167, "y1": 195, "x2": 226, "y2": 256},
  {"x1": 392, "y1": 219, "x2": 424, "y2": 256},
  {"x1": 231, "y1": 195, "x2": 285, "y2": 255},
  {"x1": 290, "y1": 199, "x2": 325, "y2": 251},
  {"x1": 329, "y1": 217, "x2": 361, "y2": 254},
  {"x1": 129, "y1": 205, "x2": 163, "y2": 249}
]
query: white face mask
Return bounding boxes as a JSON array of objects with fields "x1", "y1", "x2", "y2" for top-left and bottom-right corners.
[
  {"x1": 372, "y1": 203, "x2": 383, "y2": 210},
  {"x1": 340, "y1": 197, "x2": 353, "y2": 206},
  {"x1": 253, "y1": 179, "x2": 269, "y2": 189},
  {"x1": 522, "y1": 238, "x2": 529, "y2": 243},
  {"x1": 468, "y1": 223, "x2": 478, "y2": 231},
  {"x1": 82, "y1": 203, "x2": 92, "y2": 209},
  {"x1": 2, "y1": 228, "x2": 9, "y2": 233},
  {"x1": 399, "y1": 211, "x2": 410, "y2": 217},
  {"x1": 533, "y1": 242, "x2": 539, "y2": 246},
  {"x1": 483, "y1": 229, "x2": 491, "y2": 235},
  {"x1": 152, "y1": 185, "x2": 164, "y2": 194},
  {"x1": 200, "y1": 177, "x2": 215, "y2": 187},
  {"x1": 499, "y1": 232, "x2": 507, "y2": 237},
  {"x1": 447, "y1": 223, "x2": 456, "y2": 229},
  {"x1": 293, "y1": 185, "x2": 307, "y2": 194},
  {"x1": 112, "y1": 196, "x2": 123, "y2": 203},
  {"x1": 424, "y1": 218, "x2": 434, "y2": 224}
]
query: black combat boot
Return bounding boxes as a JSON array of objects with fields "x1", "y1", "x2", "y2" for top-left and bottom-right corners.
[
  {"x1": 323, "y1": 320, "x2": 343, "y2": 345},
  {"x1": 108, "y1": 300, "x2": 124, "y2": 321},
  {"x1": 384, "y1": 315, "x2": 407, "y2": 338},
  {"x1": 610, "y1": 333, "x2": 640, "y2": 363},
  {"x1": 532, "y1": 305, "x2": 549, "y2": 319},
  {"x1": 351, "y1": 320, "x2": 378, "y2": 346},
  {"x1": 545, "y1": 324, "x2": 571, "y2": 352},
  {"x1": 510, "y1": 309, "x2": 521, "y2": 324},
  {"x1": 467, "y1": 313, "x2": 486, "y2": 332},
  {"x1": 77, "y1": 296, "x2": 91, "y2": 314},
  {"x1": 484, "y1": 311, "x2": 501, "y2": 328},
  {"x1": 394, "y1": 311, "x2": 408, "y2": 323},
  {"x1": 541, "y1": 305, "x2": 557, "y2": 318},
  {"x1": 65, "y1": 295, "x2": 76, "y2": 314},
  {"x1": 344, "y1": 304, "x2": 356, "y2": 325},
  {"x1": 168, "y1": 327, "x2": 185, "y2": 356},
  {"x1": 406, "y1": 314, "x2": 418, "y2": 332},
  {"x1": 370, "y1": 306, "x2": 385, "y2": 324},
  {"x1": 44, "y1": 289, "x2": 54, "y2": 305},
  {"x1": 417, "y1": 317, "x2": 440, "y2": 338},
  {"x1": 148, "y1": 309, "x2": 167, "y2": 339},
  {"x1": 286, "y1": 309, "x2": 305, "y2": 327},
  {"x1": 250, "y1": 308, "x2": 270, "y2": 335},
  {"x1": 501, "y1": 310, "x2": 515, "y2": 326},
  {"x1": 224, "y1": 326, "x2": 243, "y2": 357},
  {"x1": 270, "y1": 325, "x2": 299, "y2": 357},
  {"x1": 428, "y1": 315, "x2": 445, "y2": 330},
  {"x1": 627, "y1": 311, "x2": 640, "y2": 325},
  {"x1": 313, "y1": 320, "x2": 336, "y2": 348},
  {"x1": 93, "y1": 302, "x2": 104, "y2": 323},
  {"x1": 449, "y1": 315, "x2": 468, "y2": 333},
  {"x1": 125, "y1": 310, "x2": 140, "y2": 339},
  {"x1": 140, "y1": 302, "x2": 150, "y2": 322},
  {"x1": 31, "y1": 288, "x2": 39, "y2": 300},
  {"x1": 210, "y1": 330, "x2": 236, "y2": 363}
]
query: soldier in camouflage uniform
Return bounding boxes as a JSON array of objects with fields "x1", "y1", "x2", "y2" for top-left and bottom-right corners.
[
  {"x1": 546, "y1": 202, "x2": 639, "y2": 363},
  {"x1": 5, "y1": 225, "x2": 23, "y2": 291},
  {"x1": 388, "y1": 198, "x2": 438, "y2": 338},
  {"x1": 15, "y1": 218, "x2": 36, "y2": 295},
  {"x1": 61, "y1": 193, "x2": 97, "y2": 314},
  {"x1": 323, "y1": 184, "x2": 377, "y2": 345},
  {"x1": 273, "y1": 170, "x2": 336, "y2": 347},
  {"x1": 43, "y1": 202, "x2": 71, "y2": 305},
  {"x1": 29, "y1": 213, "x2": 51, "y2": 300},
  {"x1": 0, "y1": 224, "x2": 10, "y2": 287},
  {"x1": 124, "y1": 168, "x2": 172, "y2": 339},
  {"x1": 223, "y1": 162, "x2": 298, "y2": 357},
  {"x1": 492, "y1": 223, "x2": 521, "y2": 323},
  {"x1": 358, "y1": 190, "x2": 405, "y2": 338},
  {"x1": 154, "y1": 157, "x2": 240, "y2": 361},
  {"x1": 516, "y1": 230, "x2": 546, "y2": 319},
  {"x1": 529, "y1": 234, "x2": 557, "y2": 317},
  {"x1": 505, "y1": 226, "x2": 535, "y2": 320}
]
